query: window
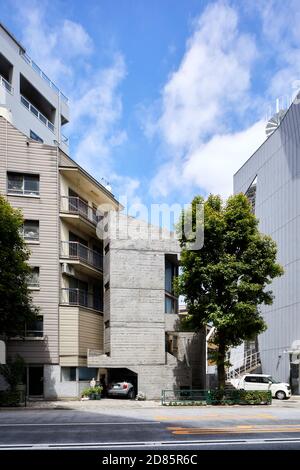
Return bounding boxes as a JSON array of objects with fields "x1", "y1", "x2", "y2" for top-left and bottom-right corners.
[
  {"x1": 61, "y1": 367, "x2": 77, "y2": 382},
  {"x1": 22, "y1": 220, "x2": 39, "y2": 241},
  {"x1": 78, "y1": 367, "x2": 98, "y2": 381},
  {"x1": 245, "y1": 376, "x2": 261, "y2": 383},
  {"x1": 28, "y1": 267, "x2": 39, "y2": 288},
  {"x1": 104, "y1": 243, "x2": 110, "y2": 254},
  {"x1": 165, "y1": 256, "x2": 178, "y2": 314},
  {"x1": 25, "y1": 315, "x2": 43, "y2": 337},
  {"x1": 104, "y1": 320, "x2": 110, "y2": 328},
  {"x1": 7, "y1": 172, "x2": 39, "y2": 196},
  {"x1": 165, "y1": 295, "x2": 177, "y2": 313},
  {"x1": 104, "y1": 281, "x2": 110, "y2": 291},
  {"x1": 30, "y1": 130, "x2": 44, "y2": 143}
]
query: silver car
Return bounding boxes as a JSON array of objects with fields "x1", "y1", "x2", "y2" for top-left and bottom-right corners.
[{"x1": 107, "y1": 381, "x2": 136, "y2": 399}]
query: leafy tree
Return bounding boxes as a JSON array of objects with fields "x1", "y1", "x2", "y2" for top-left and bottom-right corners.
[
  {"x1": 0, "y1": 354, "x2": 25, "y2": 390},
  {"x1": 176, "y1": 194, "x2": 283, "y2": 389},
  {"x1": 0, "y1": 195, "x2": 38, "y2": 337}
]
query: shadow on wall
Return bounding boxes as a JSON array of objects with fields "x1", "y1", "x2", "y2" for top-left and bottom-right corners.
[{"x1": 171, "y1": 324, "x2": 206, "y2": 391}]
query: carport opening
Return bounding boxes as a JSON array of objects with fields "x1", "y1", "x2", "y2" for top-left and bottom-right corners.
[{"x1": 107, "y1": 368, "x2": 138, "y2": 393}]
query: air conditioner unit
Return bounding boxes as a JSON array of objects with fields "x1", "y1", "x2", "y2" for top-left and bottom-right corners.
[{"x1": 61, "y1": 263, "x2": 75, "y2": 276}]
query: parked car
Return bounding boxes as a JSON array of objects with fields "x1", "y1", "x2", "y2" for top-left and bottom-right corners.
[
  {"x1": 107, "y1": 381, "x2": 136, "y2": 399},
  {"x1": 231, "y1": 374, "x2": 291, "y2": 400}
]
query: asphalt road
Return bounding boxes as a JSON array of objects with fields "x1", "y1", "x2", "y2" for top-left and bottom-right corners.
[{"x1": 1, "y1": 404, "x2": 300, "y2": 451}]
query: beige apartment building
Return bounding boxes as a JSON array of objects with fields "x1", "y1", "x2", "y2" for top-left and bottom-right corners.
[{"x1": 0, "y1": 23, "x2": 205, "y2": 399}]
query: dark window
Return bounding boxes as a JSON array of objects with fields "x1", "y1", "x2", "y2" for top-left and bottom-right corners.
[
  {"x1": 25, "y1": 315, "x2": 43, "y2": 337},
  {"x1": 104, "y1": 243, "x2": 110, "y2": 254},
  {"x1": 28, "y1": 267, "x2": 40, "y2": 288},
  {"x1": 7, "y1": 172, "x2": 39, "y2": 196},
  {"x1": 104, "y1": 320, "x2": 110, "y2": 328},
  {"x1": 78, "y1": 368, "x2": 98, "y2": 381},
  {"x1": 30, "y1": 130, "x2": 43, "y2": 143},
  {"x1": 245, "y1": 376, "x2": 260, "y2": 383},
  {"x1": 104, "y1": 281, "x2": 110, "y2": 291},
  {"x1": 165, "y1": 256, "x2": 178, "y2": 314},
  {"x1": 61, "y1": 367, "x2": 76, "y2": 382}
]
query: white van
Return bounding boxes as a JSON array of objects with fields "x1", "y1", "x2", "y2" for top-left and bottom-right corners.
[{"x1": 231, "y1": 374, "x2": 291, "y2": 400}]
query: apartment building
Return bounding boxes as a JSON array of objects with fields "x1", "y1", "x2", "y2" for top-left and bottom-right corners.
[
  {"x1": 0, "y1": 23, "x2": 205, "y2": 399},
  {"x1": 0, "y1": 23, "x2": 69, "y2": 154},
  {"x1": 234, "y1": 97, "x2": 300, "y2": 394}
]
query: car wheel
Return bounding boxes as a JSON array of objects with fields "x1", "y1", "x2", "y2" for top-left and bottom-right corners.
[
  {"x1": 128, "y1": 389, "x2": 135, "y2": 400},
  {"x1": 275, "y1": 390, "x2": 286, "y2": 400}
]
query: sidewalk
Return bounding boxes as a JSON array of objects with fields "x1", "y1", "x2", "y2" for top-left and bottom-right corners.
[{"x1": 25, "y1": 398, "x2": 161, "y2": 410}]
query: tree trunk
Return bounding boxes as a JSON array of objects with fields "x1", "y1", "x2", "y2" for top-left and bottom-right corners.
[{"x1": 217, "y1": 340, "x2": 226, "y2": 390}]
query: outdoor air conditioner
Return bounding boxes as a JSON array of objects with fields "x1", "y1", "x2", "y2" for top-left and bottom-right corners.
[{"x1": 61, "y1": 263, "x2": 75, "y2": 276}]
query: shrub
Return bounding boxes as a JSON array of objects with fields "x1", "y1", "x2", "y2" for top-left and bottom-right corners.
[{"x1": 0, "y1": 390, "x2": 21, "y2": 406}]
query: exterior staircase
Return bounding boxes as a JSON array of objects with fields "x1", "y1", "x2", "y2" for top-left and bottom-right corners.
[{"x1": 226, "y1": 350, "x2": 261, "y2": 381}]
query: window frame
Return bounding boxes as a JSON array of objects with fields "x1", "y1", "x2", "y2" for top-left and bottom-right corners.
[
  {"x1": 21, "y1": 220, "x2": 40, "y2": 242},
  {"x1": 7, "y1": 172, "x2": 40, "y2": 197}
]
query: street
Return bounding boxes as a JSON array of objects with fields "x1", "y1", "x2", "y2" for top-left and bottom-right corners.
[{"x1": 1, "y1": 400, "x2": 300, "y2": 450}]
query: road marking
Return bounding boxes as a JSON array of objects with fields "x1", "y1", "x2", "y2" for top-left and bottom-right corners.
[
  {"x1": 155, "y1": 413, "x2": 276, "y2": 421},
  {"x1": 2, "y1": 437, "x2": 300, "y2": 450},
  {"x1": 0, "y1": 421, "x2": 160, "y2": 427},
  {"x1": 167, "y1": 425, "x2": 300, "y2": 435}
]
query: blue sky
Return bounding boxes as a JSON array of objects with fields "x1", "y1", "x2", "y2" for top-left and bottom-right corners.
[{"x1": 1, "y1": 0, "x2": 300, "y2": 219}]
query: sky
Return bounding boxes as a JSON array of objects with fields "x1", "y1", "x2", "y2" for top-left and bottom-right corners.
[{"x1": 1, "y1": 0, "x2": 300, "y2": 220}]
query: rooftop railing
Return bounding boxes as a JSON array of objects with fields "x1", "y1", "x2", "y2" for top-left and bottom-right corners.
[
  {"x1": 20, "y1": 95, "x2": 55, "y2": 132},
  {"x1": 21, "y1": 52, "x2": 69, "y2": 103},
  {"x1": 60, "y1": 288, "x2": 103, "y2": 312},
  {"x1": 60, "y1": 196, "x2": 102, "y2": 226},
  {"x1": 0, "y1": 74, "x2": 13, "y2": 94},
  {"x1": 61, "y1": 241, "x2": 103, "y2": 271}
]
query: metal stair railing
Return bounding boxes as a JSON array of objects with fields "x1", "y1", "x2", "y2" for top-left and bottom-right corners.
[{"x1": 226, "y1": 351, "x2": 261, "y2": 380}]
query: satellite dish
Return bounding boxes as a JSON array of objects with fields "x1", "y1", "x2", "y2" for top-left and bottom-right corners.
[{"x1": 265, "y1": 109, "x2": 286, "y2": 137}]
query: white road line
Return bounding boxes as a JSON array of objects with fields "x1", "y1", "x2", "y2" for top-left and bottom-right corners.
[
  {"x1": 0, "y1": 421, "x2": 159, "y2": 427},
  {"x1": 1, "y1": 437, "x2": 300, "y2": 450}
]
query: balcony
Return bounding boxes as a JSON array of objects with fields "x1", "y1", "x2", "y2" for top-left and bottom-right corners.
[
  {"x1": 21, "y1": 95, "x2": 55, "y2": 132},
  {"x1": 0, "y1": 74, "x2": 13, "y2": 94},
  {"x1": 61, "y1": 241, "x2": 103, "y2": 272},
  {"x1": 60, "y1": 288, "x2": 103, "y2": 312},
  {"x1": 60, "y1": 196, "x2": 102, "y2": 228}
]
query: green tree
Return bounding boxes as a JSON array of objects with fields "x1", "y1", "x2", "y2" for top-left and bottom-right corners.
[
  {"x1": 176, "y1": 194, "x2": 283, "y2": 389},
  {"x1": 0, "y1": 195, "x2": 38, "y2": 337}
]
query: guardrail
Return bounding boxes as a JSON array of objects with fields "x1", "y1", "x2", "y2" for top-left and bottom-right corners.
[
  {"x1": 21, "y1": 52, "x2": 69, "y2": 103},
  {"x1": 61, "y1": 241, "x2": 103, "y2": 271},
  {"x1": 0, "y1": 74, "x2": 13, "y2": 94},
  {"x1": 60, "y1": 196, "x2": 102, "y2": 226},
  {"x1": 20, "y1": 95, "x2": 55, "y2": 132},
  {"x1": 60, "y1": 288, "x2": 103, "y2": 312}
]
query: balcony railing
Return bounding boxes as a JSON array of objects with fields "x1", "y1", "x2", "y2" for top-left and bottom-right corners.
[
  {"x1": 20, "y1": 52, "x2": 69, "y2": 103},
  {"x1": 61, "y1": 241, "x2": 103, "y2": 271},
  {"x1": 60, "y1": 196, "x2": 102, "y2": 226},
  {"x1": 0, "y1": 74, "x2": 13, "y2": 94},
  {"x1": 20, "y1": 95, "x2": 55, "y2": 132},
  {"x1": 60, "y1": 288, "x2": 103, "y2": 311}
]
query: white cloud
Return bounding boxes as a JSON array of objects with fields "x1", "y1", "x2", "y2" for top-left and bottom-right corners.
[
  {"x1": 12, "y1": 0, "x2": 140, "y2": 204},
  {"x1": 151, "y1": 120, "x2": 265, "y2": 199},
  {"x1": 157, "y1": 1, "x2": 257, "y2": 151},
  {"x1": 148, "y1": 1, "x2": 262, "y2": 200}
]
